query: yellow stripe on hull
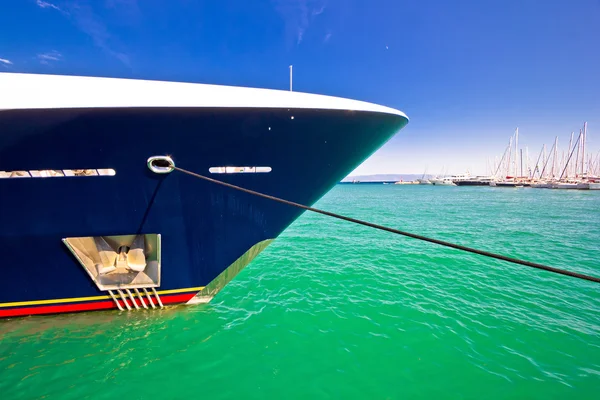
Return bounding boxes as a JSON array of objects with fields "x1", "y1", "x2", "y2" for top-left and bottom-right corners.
[{"x1": 0, "y1": 287, "x2": 205, "y2": 308}]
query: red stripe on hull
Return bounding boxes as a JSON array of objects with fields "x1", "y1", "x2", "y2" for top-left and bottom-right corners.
[{"x1": 0, "y1": 293, "x2": 197, "y2": 318}]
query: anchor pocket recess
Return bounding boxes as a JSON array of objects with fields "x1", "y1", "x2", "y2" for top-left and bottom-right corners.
[{"x1": 63, "y1": 234, "x2": 163, "y2": 310}]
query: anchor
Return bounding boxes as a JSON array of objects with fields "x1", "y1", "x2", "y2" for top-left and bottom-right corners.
[{"x1": 63, "y1": 233, "x2": 164, "y2": 310}]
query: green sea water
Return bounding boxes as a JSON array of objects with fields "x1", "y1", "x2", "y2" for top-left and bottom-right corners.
[{"x1": 1, "y1": 185, "x2": 599, "y2": 399}]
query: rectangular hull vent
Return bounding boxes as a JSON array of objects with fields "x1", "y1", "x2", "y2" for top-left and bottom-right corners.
[
  {"x1": 209, "y1": 166, "x2": 271, "y2": 174},
  {"x1": 0, "y1": 169, "x2": 116, "y2": 178}
]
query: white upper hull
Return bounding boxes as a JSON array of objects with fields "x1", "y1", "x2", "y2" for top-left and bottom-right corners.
[{"x1": 0, "y1": 73, "x2": 407, "y2": 118}]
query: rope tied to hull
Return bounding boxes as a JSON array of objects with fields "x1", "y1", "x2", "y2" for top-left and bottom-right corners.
[{"x1": 152, "y1": 158, "x2": 599, "y2": 284}]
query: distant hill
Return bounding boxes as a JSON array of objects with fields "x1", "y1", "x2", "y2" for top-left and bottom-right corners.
[{"x1": 341, "y1": 174, "x2": 430, "y2": 182}]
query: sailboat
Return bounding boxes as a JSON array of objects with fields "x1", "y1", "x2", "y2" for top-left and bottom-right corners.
[
  {"x1": 530, "y1": 143, "x2": 552, "y2": 188},
  {"x1": 492, "y1": 128, "x2": 525, "y2": 188},
  {"x1": 417, "y1": 168, "x2": 432, "y2": 185},
  {"x1": 552, "y1": 128, "x2": 584, "y2": 189}
]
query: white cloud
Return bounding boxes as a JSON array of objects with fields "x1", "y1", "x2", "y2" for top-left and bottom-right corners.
[
  {"x1": 312, "y1": 4, "x2": 326, "y2": 15},
  {"x1": 36, "y1": 0, "x2": 62, "y2": 12},
  {"x1": 37, "y1": 51, "x2": 62, "y2": 65},
  {"x1": 0, "y1": 58, "x2": 13, "y2": 65},
  {"x1": 67, "y1": 2, "x2": 130, "y2": 66},
  {"x1": 273, "y1": 0, "x2": 328, "y2": 45},
  {"x1": 35, "y1": 1, "x2": 129, "y2": 66}
]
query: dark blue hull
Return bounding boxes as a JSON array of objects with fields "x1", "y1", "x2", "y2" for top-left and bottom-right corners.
[
  {"x1": 0, "y1": 107, "x2": 407, "y2": 317},
  {"x1": 454, "y1": 180, "x2": 490, "y2": 186}
]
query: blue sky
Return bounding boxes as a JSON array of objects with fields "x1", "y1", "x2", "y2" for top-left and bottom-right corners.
[{"x1": 1, "y1": 0, "x2": 599, "y2": 175}]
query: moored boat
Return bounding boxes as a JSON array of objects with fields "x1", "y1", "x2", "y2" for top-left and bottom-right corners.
[
  {"x1": 431, "y1": 177, "x2": 456, "y2": 186},
  {"x1": 531, "y1": 182, "x2": 552, "y2": 188},
  {"x1": 453, "y1": 175, "x2": 492, "y2": 186},
  {"x1": 576, "y1": 182, "x2": 590, "y2": 190},
  {"x1": 551, "y1": 181, "x2": 580, "y2": 189},
  {"x1": 576, "y1": 180, "x2": 600, "y2": 190},
  {"x1": 493, "y1": 182, "x2": 522, "y2": 188},
  {"x1": 0, "y1": 73, "x2": 409, "y2": 318}
]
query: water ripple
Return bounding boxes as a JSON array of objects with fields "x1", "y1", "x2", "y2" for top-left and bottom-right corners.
[{"x1": 1, "y1": 186, "x2": 599, "y2": 399}]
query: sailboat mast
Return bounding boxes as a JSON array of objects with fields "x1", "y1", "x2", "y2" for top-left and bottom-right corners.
[
  {"x1": 575, "y1": 129, "x2": 581, "y2": 177},
  {"x1": 507, "y1": 136, "x2": 513, "y2": 178},
  {"x1": 539, "y1": 142, "x2": 554, "y2": 180},
  {"x1": 514, "y1": 128, "x2": 519, "y2": 178},
  {"x1": 542, "y1": 144, "x2": 546, "y2": 178},
  {"x1": 552, "y1": 136, "x2": 558, "y2": 178},
  {"x1": 494, "y1": 141, "x2": 511, "y2": 179},
  {"x1": 533, "y1": 144, "x2": 544, "y2": 179},
  {"x1": 567, "y1": 132, "x2": 574, "y2": 179},
  {"x1": 559, "y1": 133, "x2": 582, "y2": 180},
  {"x1": 520, "y1": 149, "x2": 523, "y2": 178},
  {"x1": 525, "y1": 146, "x2": 531, "y2": 178},
  {"x1": 582, "y1": 122, "x2": 587, "y2": 175}
]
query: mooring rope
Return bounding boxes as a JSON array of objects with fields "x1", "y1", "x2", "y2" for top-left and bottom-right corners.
[{"x1": 169, "y1": 164, "x2": 599, "y2": 284}]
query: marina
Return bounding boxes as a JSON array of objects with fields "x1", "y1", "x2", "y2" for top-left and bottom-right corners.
[{"x1": 348, "y1": 123, "x2": 599, "y2": 190}]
